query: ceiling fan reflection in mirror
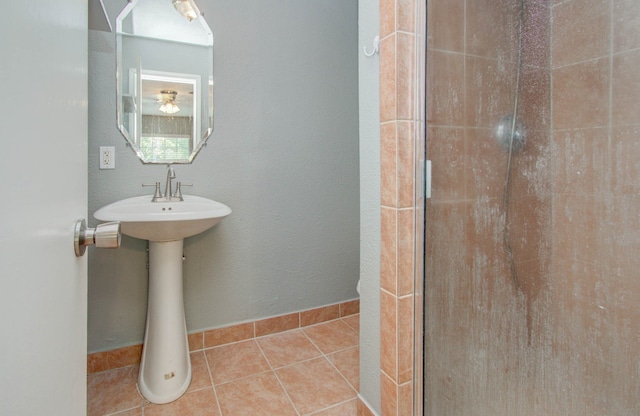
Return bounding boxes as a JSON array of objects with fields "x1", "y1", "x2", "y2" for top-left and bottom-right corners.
[{"x1": 157, "y1": 90, "x2": 180, "y2": 114}]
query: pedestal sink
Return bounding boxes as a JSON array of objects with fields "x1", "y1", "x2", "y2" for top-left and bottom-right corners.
[{"x1": 94, "y1": 195, "x2": 231, "y2": 404}]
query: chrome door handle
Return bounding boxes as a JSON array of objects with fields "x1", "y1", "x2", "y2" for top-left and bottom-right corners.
[{"x1": 74, "y1": 219, "x2": 121, "y2": 257}]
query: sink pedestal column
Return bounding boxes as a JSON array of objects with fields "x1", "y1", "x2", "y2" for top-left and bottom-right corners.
[{"x1": 138, "y1": 240, "x2": 191, "y2": 404}]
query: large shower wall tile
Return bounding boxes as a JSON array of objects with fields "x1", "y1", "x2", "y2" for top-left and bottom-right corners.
[
  {"x1": 466, "y1": 197, "x2": 512, "y2": 280},
  {"x1": 466, "y1": 0, "x2": 520, "y2": 62},
  {"x1": 552, "y1": 194, "x2": 602, "y2": 265},
  {"x1": 510, "y1": 129, "x2": 552, "y2": 198},
  {"x1": 426, "y1": 127, "x2": 466, "y2": 201},
  {"x1": 425, "y1": 201, "x2": 470, "y2": 289},
  {"x1": 612, "y1": 50, "x2": 640, "y2": 126},
  {"x1": 595, "y1": 194, "x2": 640, "y2": 277},
  {"x1": 551, "y1": 127, "x2": 611, "y2": 196},
  {"x1": 519, "y1": 66, "x2": 551, "y2": 129},
  {"x1": 427, "y1": 0, "x2": 464, "y2": 52},
  {"x1": 551, "y1": 0, "x2": 610, "y2": 68},
  {"x1": 552, "y1": 57, "x2": 610, "y2": 130},
  {"x1": 507, "y1": 195, "x2": 552, "y2": 266},
  {"x1": 465, "y1": 56, "x2": 517, "y2": 129},
  {"x1": 521, "y1": 1, "x2": 551, "y2": 69},
  {"x1": 611, "y1": 126, "x2": 640, "y2": 195},
  {"x1": 427, "y1": 50, "x2": 465, "y2": 126},
  {"x1": 551, "y1": 254, "x2": 640, "y2": 413},
  {"x1": 614, "y1": 0, "x2": 640, "y2": 52},
  {"x1": 507, "y1": 195, "x2": 553, "y2": 305},
  {"x1": 465, "y1": 127, "x2": 509, "y2": 200}
]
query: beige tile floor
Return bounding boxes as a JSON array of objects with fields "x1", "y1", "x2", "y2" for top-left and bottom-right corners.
[{"x1": 88, "y1": 315, "x2": 360, "y2": 416}]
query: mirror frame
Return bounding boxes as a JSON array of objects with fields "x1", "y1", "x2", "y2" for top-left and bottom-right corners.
[{"x1": 115, "y1": 0, "x2": 214, "y2": 164}]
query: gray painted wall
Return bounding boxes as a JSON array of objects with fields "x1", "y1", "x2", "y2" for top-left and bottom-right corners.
[
  {"x1": 88, "y1": 0, "x2": 359, "y2": 353},
  {"x1": 358, "y1": 0, "x2": 381, "y2": 412}
]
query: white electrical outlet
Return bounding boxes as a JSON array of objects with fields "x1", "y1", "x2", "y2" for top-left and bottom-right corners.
[{"x1": 100, "y1": 146, "x2": 115, "y2": 169}]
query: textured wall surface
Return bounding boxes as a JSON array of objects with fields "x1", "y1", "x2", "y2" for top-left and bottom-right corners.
[
  {"x1": 88, "y1": 0, "x2": 359, "y2": 353},
  {"x1": 358, "y1": 0, "x2": 381, "y2": 412}
]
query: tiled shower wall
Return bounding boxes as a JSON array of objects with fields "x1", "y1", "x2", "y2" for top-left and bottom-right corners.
[
  {"x1": 378, "y1": 0, "x2": 417, "y2": 414},
  {"x1": 422, "y1": 0, "x2": 640, "y2": 414},
  {"x1": 550, "y1": 0, "x2": 640, "y2": 412}
]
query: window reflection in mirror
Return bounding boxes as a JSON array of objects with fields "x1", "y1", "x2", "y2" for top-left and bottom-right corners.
[{"x1": 116, "y1": 0, "x2": 214, "y2": 164}]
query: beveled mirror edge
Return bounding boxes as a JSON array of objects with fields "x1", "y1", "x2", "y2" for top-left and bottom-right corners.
[{"x1": 114, "y1": 0, "x2": 214, "y2": 165}]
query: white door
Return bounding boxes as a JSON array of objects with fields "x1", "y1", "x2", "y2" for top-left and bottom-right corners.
[{"x1": 0, "y1": 1, "x2": 88, "y2": 415}]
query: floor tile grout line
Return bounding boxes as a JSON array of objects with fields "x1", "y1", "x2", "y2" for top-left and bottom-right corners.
[
  {"x1": 106, "y1": 405, "x2": 141, "y2": 416},
  {"x1": 298, "y1": 328, "x2": 360, "y2": 412},
  {"x1": 340, "y1": 316, "x2": 360, "y2": 332},
  {"x1": 304, "y1": 397, "x2": 359, "y2": 416},
  {"x1": 202, "y1": 348, "x2": 225, "y2": 416},
  {"x1": 301, "y1": 321, "x2": 360, "y2": 358},
  {"x1": 255, "y1": 340, "x2": 302, "y2": 416},
  {"x1": 259, "y1": 323, "x2": 359, "y2": 415},
  {"x1": 89, "y1": 315, "x2": 360, "y2": 416},
  {"x1": 213, "y1": 368, "x2": 276, "y2": 388},
  {"x1": 91, "y1": 315, "x2": 362, "y2": 374},
  {"x1": 206, "y1": 313, "x2": 360, "y2": 350},
  {"x1": 88, "y1": 313, "x2": 360, "y2": 376},
  {"x1": 324, "y1": 353, "x2": 359, "y2": 395}
]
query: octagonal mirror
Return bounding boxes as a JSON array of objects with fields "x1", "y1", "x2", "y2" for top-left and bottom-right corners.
[{"x1": 116, "y1": 0, "x2": 214, "y2": 164}]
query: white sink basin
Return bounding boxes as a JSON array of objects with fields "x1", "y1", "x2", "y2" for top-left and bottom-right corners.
[{"x1": 94, "y1": 195, "x2": 231, "y2": 241}]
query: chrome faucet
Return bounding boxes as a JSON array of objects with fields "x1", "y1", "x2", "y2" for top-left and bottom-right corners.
[
  {"x1": 164, "y1": 165, "x2": 176, "y2": 200},
  {"x1": 143, "y1": 165, "x2": 189, "y2": 202}
]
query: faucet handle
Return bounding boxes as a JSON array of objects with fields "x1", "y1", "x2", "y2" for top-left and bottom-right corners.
[
  {"x1": 173, "y1": 182, "x2": 193, "y2": 201},
  {"x1": 142, "y1": 182, "x2": 163, "y2": 201}
]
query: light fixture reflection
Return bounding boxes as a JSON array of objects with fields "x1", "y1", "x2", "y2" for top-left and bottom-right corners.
[
  {"x1": 159, "y1": 101, "x2": 180, "y2": 114},
  {"x1": 158, "y1": 90, "x2": 180, "y2": 114},
  {"x1": 172, "y1": 0, "x2": 200, "y2": 22}
]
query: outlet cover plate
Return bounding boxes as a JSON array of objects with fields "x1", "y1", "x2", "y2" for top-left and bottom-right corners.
[{"x1": 100, "y1": 146, "x2": 115, "y2": 169}]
